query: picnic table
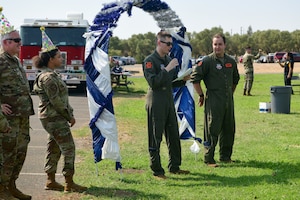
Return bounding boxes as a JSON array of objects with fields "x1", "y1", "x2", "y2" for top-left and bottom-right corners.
[{"x1": 111, "y1": 71, "x2": 133, "y2": 91}]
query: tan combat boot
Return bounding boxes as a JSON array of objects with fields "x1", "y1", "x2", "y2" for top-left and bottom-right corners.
[
  {"x1": 64, "y1": 175, "x2": 87, "y2": 193},
  {"x1": 44, "y1": 172, "x2": 64, "y2": 191},
  {"x1": 8, "y1": 180, "x2": 31, "y2": 200}
]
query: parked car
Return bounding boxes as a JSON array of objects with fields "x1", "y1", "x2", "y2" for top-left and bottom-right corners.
[
  {"x1": 127, "y1": 56, "x2": 136, "y2": 65},
  {"x1": 274, "y1": 52, "x2": 286, "y2": 62},
  {"x1": 255, "y1": 55, "x2": 268, "y2": 63},
  {"x1": 267, "y1": 53, "x2": 275, "y2": 63},
  {"x1": 274, "y1": 52, "x2": 300, "y2": 62},
  {"x1": 292, "y1": 52, "x2": 300, "y2": 62},
  {"x1": 112, "y1": 56, "x2": 124, "y2": 66}
]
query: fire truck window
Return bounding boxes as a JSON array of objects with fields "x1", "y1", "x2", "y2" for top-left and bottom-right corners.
[{"x1": 20, "y1": 27, "x2": 86, "y2": 47}]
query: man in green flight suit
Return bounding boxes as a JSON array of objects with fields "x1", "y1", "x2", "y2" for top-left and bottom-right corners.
[
  {"x1": 143, "y1": 30, "x2": 190, "y2": 179},
  {"x1": 191, "y1": 33, "x2": 240, "y2": 167}
]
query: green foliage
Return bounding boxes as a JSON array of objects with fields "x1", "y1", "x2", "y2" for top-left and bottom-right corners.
[
  {"x1": 108, "y1": 28, "x2": 300, "y2": 63},
  {"x1": 66, "y1": 74, "x2": 300, "y2": 200}
]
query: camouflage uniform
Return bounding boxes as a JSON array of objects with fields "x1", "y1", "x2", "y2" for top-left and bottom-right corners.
[
  {"x1": 242, "y1": 51, "x2": 261, "y2": 94},
  {"x1": 33, "y1": 68, "x2": 75, "y2": 177},
  {"x1": 0, "y1": 52, "x2": 34, "y2": 186},
  {"x1": 0, "y1": 106, "x2": 9, "y2": 132},
  {"x1": 0, "y1": 105, "x2": 9, "y2": 184}
]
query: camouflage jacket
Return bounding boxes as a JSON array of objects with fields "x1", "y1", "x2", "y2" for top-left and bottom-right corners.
[
  {"x1": 242, "y1": 52, "x2": 261, "y2": 73},
  {"x1": 33, "y1": 68, "x2": 73, "y2": 121},
  {"x1": 0, "y1": 52, "x2": 34, "y2": 116},
  {"x1": 0, "y1": 105, "x2": 9, "y2": 131}
]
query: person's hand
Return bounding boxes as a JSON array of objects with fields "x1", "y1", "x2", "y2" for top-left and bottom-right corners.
[
  {"x1": 165, "y1": 58, "x2": 178, "y2": 72},
  {"x1": 1, "y1": 104, "x2": 12, "y2": 115},
  {"x1": 3, "y1": 126, "x2": 11, "y2": 133},
  {"x1": 183, "y1": 75, "x2": 191, "y2": 81},
  {"x1": 69, "y1": 117, "x2": 76, "y2": 127},
  {"x1": 197, "y1": 95, "x2": 204, "y2": 107}
]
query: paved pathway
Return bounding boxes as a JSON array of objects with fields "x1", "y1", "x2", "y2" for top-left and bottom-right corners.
[{"x1": 17, "y1": 91, "x2": 90, "y2": 200}]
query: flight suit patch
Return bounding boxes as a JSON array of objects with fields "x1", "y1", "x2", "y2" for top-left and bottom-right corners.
[
  {"x1": 225, "y1": 63, "x2": 232, "y2": 68},
  {"x1": 146, "y1": 62, "x2": 152, "y2": 69},
  {"x1": 216, "y1": 64, "x2": 222, "y2": 70}
]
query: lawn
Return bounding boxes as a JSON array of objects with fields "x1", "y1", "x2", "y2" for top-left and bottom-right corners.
[{"x1": 56, "y1": 73, "x2": 300, "y2": 200}]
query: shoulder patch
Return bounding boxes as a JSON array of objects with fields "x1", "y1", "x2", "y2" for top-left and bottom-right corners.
[
  {"x1": 225, "y1": 63, "x2": 232, "y2": 68},
  {"x1": 145, "y1": 62, "x2": 152, "y2": 69}
]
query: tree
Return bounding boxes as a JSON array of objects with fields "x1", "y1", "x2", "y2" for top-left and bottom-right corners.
[{"x1": 108, "y1": 28, "x2": 300, "y2": 64}]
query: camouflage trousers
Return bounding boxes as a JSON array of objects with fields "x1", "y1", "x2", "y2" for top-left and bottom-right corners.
[
  {"x1": 40, "y1": 117, "x2": 75, "y2": 177},
  {"x1": 0, "y1": 116, "x2": 30, "y2": 186},
  {"x1": 244, "y1": 72, "x2": 254, "y2": 91}
]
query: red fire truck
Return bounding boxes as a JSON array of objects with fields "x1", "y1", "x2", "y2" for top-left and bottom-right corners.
[{"x1": 19, "y1": 13, "x2": 89, "y2": 91}]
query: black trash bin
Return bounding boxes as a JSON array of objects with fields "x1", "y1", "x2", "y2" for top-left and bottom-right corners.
[{"x1": 270, "y1": 86, "x2": 292, "y2": 114}]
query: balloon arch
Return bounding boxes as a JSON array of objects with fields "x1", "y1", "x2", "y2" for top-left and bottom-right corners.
[{"x1": 83, "y1": 0, "x2": 200, "y2": 170}]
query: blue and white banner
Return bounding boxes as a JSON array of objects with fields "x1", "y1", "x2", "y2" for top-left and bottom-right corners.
[{"x1": 84, "y1": 0, "x2": 200, "y2": 170}]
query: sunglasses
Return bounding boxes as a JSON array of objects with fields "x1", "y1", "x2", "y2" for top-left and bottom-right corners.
[
  {"x1": 6, "y1": 38, "x2": 22, "y2": 43},
  {"x1": 160, "y1": 40, "x2": 173, "y2": 47}
]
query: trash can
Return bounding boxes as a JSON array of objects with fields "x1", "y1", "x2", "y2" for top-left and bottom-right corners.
[{"x1": 270, "y1": 86, "x2": 292, "y2": 114}]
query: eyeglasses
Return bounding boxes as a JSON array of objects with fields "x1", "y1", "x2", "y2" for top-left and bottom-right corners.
[
  {"x1": 6, "y1": 38, "x2": 22, "y2": 43},
  {"x1": 160, "y1": 40, "x2": 173, "y2": 46}
]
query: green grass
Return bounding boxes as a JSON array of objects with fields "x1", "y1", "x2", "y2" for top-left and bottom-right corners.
[{"x1": 63, "y1": 74, "x2": 300, "y2": 200}]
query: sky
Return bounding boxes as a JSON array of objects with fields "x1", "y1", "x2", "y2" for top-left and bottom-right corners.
[{"x1": 1, "y1": 0, "x2": 300, "y2": 39}]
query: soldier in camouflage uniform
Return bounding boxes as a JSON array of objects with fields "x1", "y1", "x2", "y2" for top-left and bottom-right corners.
[
  {"x1": 0, "y1": 104, "x2": 12, "y2": 199},
  {"x1": 191, "y1": 33, "x2": 240, "y2": 168},
  {"x1": 32, "y1": 27, "x2": 87, "y2": 193},
  {"x1": 0, "y1": 30, "x2": 34, "y2": 200},
  {"x1": 242, "y1": 46, "x2": 262, "y2": 96}
]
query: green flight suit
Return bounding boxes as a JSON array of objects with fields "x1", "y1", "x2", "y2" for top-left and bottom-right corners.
[
  {"x1": 143, "y1": 50, "x2": 182, "y2": 176},
  {"x1": 191, "y1": 53, "x2": 240, "y2": 164}
]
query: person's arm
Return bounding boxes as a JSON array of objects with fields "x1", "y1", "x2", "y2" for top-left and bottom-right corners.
[
  {"x1": 232, "y1": 84, "x2": 237, "y2": 93},
  {"x1": 143, "y1": 57, "x2": 178, "y2": 89},
  {"x1": 0, "y1": 104, "x2": 11, "y2": 133},
  {"x1": 42, "y1": 75, "x2": 74, "y2": 122},
  {"x1": 253, "y1": 49, "x2": 263, "y2": 59},
  {"x1": 277, "y1": 60, "x2": 284, "y2": 68},
  {"x1": 287, "y1": 62, "x2": 293, "y2": 79},
  {"x1": 193, "y1": 82, "x2": 205, "y2": 107}
]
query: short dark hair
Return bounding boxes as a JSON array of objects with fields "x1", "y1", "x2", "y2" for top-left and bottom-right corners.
[
  {"x1": 212, "y1": 33, "x2": 226, "y2": 44},
  {"x1": 157, "y1": 30, "x2": 172, "y2": 41},
  {"x1": 287, "y1": 52, "x2": 293, "y2": 60}
]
